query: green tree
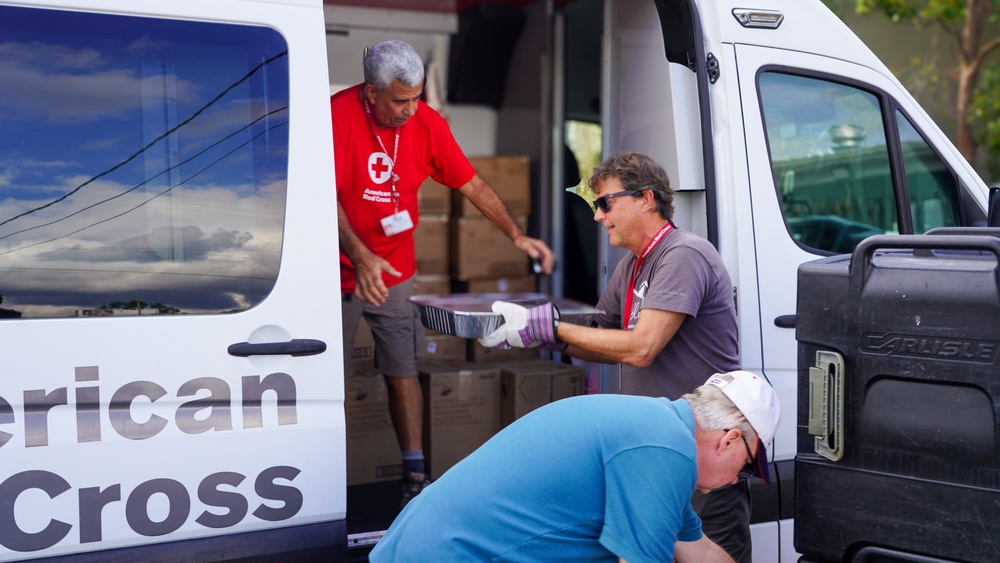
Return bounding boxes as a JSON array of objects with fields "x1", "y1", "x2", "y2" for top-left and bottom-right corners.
[
  {"x1": 149, "y1": 302, "x2": 182, "y2": 314},
  {"x1": 971, "y1": 60, "x2": 1000, "y2": 177},
  {"x1": 98, "y1": 300, "x2": 182, "y2": 314},
  {"x1": 846, "y1": 0, "x2": 1000, "y2": 172}
]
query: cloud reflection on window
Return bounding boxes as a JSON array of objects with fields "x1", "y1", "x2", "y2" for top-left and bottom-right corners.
[{"x1": 0, "y1": 5, "x2": 289, "y2": 318}]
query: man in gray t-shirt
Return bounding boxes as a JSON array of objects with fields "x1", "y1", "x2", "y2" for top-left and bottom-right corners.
[
  {"x1": 482, "y1": 151, "x2": 750, "y2": 562},
  {"x1": 596, "y1": 226, "x2": 739, "y2": 397}
]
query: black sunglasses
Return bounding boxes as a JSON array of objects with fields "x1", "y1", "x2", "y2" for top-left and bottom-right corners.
[
  {"x1": 594, "y1": 189, "x2": 642, "y2": 213},
  {"x1": 725, "y1": 428, "x2": 759, "y2": 480}
]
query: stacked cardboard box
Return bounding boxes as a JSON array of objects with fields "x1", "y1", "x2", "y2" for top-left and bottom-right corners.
[
  {"x1": 413, "y1": 274, "x2": 450, "y2": 296},
  {"x1": 456, "y1": 275, "x2": 537, "y2": 294},
  {"x1": 452, "y1": 155, "x2": 531, "y2": 217},
  {"x1": 352, "y1": 317, "x2": 375, "y2": 363},
  {"x1": 415, "y1": 157, "x2": 535, "y2": 284},
  {"x1": 497, "y1": 359, "x2": 586, "y2": 427},
  {"x1": 346, "y1": 357, "x2": 582, "y2": 486},
  {"x1": 414, "y1": 215, "x2": 449, "y2": 276},
  {"x1": 450, "y1": 215, "x2": 530, "y2": 280},
  {"x1": 345, "y1": 362, "x2": 402, "y2": 486},
  {"x1": 467, "y1": 339, "x2": 540, "y2": 363},
  {"x1": 419, "y1": 330, "x2": 468, "y2": 362},
  {"x1": 411, "y1": 155, "x2": 539, "y2": 363},
  {"x1": 450, "y1": 155, "x2": 532, "y2": 282},
  {"x1": 418, "y1": 361, "x2": 502, "y2": 479},
  {"x1": 417, "y1": 177, "x2": 451, "y2": 216}
]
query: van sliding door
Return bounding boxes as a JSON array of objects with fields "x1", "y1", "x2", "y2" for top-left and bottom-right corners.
[{"x1": 0, "y1": 4, "x2": 344, "y2": 560}]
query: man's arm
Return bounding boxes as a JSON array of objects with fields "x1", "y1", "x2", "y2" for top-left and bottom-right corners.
[
  {"x1": 673, "y1": 535, "x2": 735, "y2": 562},
  {"x1": 558, "y1": 308, "x2": 685, "y2": 367},
  {"x1": 456, "y1": 174, "x2": 555, "y2": 274},
  {"x1": 614, "y1": 534, "x2": 734, "y2": 563},
  {"x1": 338, "y1": 201, "x2": 401, "y2": 305}
]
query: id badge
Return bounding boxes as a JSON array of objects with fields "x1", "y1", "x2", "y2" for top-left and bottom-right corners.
[{"x1": 380, "y1": 209, "x2": 414, "y2": 236}]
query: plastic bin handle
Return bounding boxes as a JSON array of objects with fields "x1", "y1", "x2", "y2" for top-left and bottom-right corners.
[{"x1": 850, "y1": 234, "x2": 1000, "y2": 284}]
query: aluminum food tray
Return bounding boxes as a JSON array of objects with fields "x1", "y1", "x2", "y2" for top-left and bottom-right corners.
[{"x1": 409, "y1": 293, "x2": 602, "y2": 339}]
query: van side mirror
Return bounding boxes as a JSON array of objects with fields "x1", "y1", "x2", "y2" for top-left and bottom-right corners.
[{"x1": 990, "y1": 186, "x2": 1000, "y2": 227}]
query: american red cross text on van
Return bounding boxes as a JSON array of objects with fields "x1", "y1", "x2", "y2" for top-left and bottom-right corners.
[
  {"x1": 0, "y1": 466, "x2": 303, "y2": 552},
  {"x1": 0, "y1": 366, "x2": 305, "y2": 553},
  {"x1": 0, "y1": 366, "x2": 298, "y2": 448}
]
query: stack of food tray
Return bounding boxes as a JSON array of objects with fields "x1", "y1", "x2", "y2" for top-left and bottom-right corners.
[{"x1": 409, "y1": 293, "x2": 601, "y2": 339}]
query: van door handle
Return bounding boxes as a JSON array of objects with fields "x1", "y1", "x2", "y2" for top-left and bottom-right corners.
[
  {"x1": 228, "y1": 339, "x2": 327, "y2": 357},
  {"x1": 774, "y1": 314, "x2": 796, "y2": 328}
]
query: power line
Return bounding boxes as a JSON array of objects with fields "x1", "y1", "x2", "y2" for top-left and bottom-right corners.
[
  {"x1": 0, "y1": 106, "x2": 288, "y2": 242},
  {"x1": 0, "y1": 120, "x2": 288, "y2": 258},
  {"x1": 0, "y1": 49, "x2": 289, "y2": 229}
]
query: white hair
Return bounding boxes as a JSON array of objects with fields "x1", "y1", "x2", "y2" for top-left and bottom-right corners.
[
  {"x1": 683, "y1": 374, "x2": 758, "y2": 443},
  {"x1": 363, "y1": 40, "x2": 424, "y2": 90}
]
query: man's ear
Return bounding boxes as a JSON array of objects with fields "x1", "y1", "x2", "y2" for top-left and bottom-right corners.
[
  {"x1": 642, "y1": 189, "x2": 656, "y2": 211},
  {"x1": 718, "y1": 429, "x2": 738, "y2": 454}
]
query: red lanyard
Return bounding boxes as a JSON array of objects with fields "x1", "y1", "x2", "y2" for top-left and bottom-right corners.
[
  {"x1": 363, "y1": 95, "x2": 401, "y2": 212},
  {"x1": 623, "y1": 222, "x2": 674, "y2": 329}
]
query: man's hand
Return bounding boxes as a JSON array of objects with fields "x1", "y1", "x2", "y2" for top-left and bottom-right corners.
[
  {"x1": 478, "y1": 301, "x2": 563, "y2": 349},
  {"x1": 352, "y1": 250, "x2": 402, "y2": 305},
  {"x1": 338, "y1": 201, "x2": 401, "y2": 305},
  {"x1": 513, "y1": 234, "x2": 556, "y2": 275},
  {"x1": 456, "y1": 176, "x2": 556, "y2": 275},
  {"x1": 674, "y1": 535, "x2": 735, "y2": 563}
]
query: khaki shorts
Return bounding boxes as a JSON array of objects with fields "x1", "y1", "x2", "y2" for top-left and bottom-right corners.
[{"x1": 342, "y1": 276, "x2": 425, "y2": 378}]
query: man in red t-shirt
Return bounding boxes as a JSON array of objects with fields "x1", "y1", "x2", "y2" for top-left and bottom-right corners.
[{"x1": 332, "y1": 40, "x2": 554, "y2": 506}]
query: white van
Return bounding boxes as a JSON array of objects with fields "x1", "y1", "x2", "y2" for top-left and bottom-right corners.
[
  {"x1": 0, "y1": 0, "x2": 990, "y2": 561},
  {"x1": 0, "y1": 0, "x2": 348, "y2": 560},
  {"x1": 596, "y1": 1, "x2": 989, "y2": 560}
]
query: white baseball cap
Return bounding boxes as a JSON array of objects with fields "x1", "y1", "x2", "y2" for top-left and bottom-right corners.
[{"x1": 705, "y1": 370, "x2": 781, "y2": 482}]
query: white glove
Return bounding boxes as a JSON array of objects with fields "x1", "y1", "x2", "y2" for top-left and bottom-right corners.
[{"x1": 477, "y1": 301, "x2": 561, "y2": 349}]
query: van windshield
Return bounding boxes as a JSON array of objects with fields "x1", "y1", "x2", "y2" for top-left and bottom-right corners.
[
  {"x1": 0, "y1": 6, "x2": 289, "y2": 319},
  {"x1": 759, "y1": 71, "x2": 962, "y2": 254}
]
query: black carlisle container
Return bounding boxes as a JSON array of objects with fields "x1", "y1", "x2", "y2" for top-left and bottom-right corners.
[{"x1": 794, "y1": 234, "x2": 1000, "y2": 563}]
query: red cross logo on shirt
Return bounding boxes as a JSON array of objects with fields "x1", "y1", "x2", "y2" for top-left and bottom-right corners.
[{"x1": 368, "y1": 152, "x2": 393, "y2": 184}]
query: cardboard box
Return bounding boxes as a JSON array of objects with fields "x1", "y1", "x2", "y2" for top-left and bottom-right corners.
[
  {"x1": 419, "y1": 330, "x2": 467, "y2": 362},
  {"x1": 500, "y1": 365, "x2": 551, "y2": 427},
  {"x1": 451, "y1": 216, "x2": 529, "y2": 280},
  {"x1": 497, "y1": 359, "x2": 586, "y2": 427},
  {"x1": 418, "y1": 177, "x2": 452, "y2": 215},
  {"x1": 353, "y1": 317, "x2": 374, "y2": 362},
  {"x1": 414, "y1": 215, "x2": 449, "y2": 275},
  {"x1": 453, "y1": 155, "x2": 531, "y2": 217},
  {"x1": 419, "y1": 361, "x2": 502, "y2": 479},
  {"x1": 467, "y1": 340, "x2": 540, "y2": 363},
  {"x1": 345, "y1": 364, "x2": 402, "y2": 486},
  {"x1": 413, "y1": 274, "x2": 451, "y2": 296},
  {"x1": 456, "y1": 276, "x2": 537, "y2": 294},
  {"x1": 551, "y1": 363, "x2": 587, "y2": 401}
]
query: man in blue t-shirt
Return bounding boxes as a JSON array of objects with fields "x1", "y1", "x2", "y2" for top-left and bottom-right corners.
[
  {"x1": 481, "y1": 151, "x2": 751, "y2": 561},
  {"x1": 369, "y1": 371, "x2": 779, "y2": 563}
]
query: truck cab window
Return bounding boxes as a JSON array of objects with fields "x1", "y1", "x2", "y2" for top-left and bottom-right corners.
[
  {"x1": 896, "y1": 110, "x2": 962, "y2": 233},
  {"x1": 0, "y1": 6, "x2": 289, "y2": 319},
  {"x1": 760, "y1": 72, "x2": 897, "y2": 254}
]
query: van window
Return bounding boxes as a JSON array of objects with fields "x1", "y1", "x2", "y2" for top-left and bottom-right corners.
[
  {"x1": 896, "y1": 111, "x2": 962, "y2": 233},
  {"x1": 760, "y1": 72, "x2": 897, "y2": 254},
  {"x1": 0, "y1": 6, "x2": 289, "y2": 319}
]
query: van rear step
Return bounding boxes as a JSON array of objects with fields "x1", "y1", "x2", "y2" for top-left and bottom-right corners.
[{"x1": 348, "y1": 530, "x2": 385, "y2": 549}]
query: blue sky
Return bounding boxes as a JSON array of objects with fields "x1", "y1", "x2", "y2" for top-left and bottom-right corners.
[{"x1": 0, "y1": 5, "x2": 291, "y2": 317}]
